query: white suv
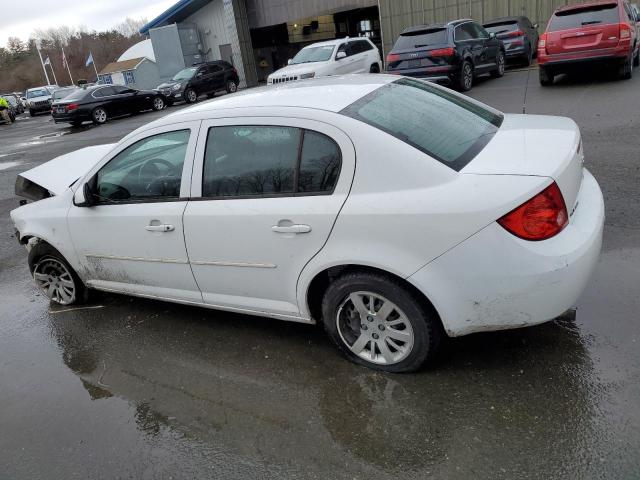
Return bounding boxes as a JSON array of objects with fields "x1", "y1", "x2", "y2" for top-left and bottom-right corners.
[{"x1": 267, "y1": 38, "x2": 382, "y2": 85}]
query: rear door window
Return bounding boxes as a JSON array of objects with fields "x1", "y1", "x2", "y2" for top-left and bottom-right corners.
[
  {"x1": 341, "y1": 78, "x2": 503, "y2": 171},
  {"x1": 394, "y1": 28, "x2": 447, "y2": 49},
  {"x1": 548, "y1": 4, "x2": 620, "y2": 30}
]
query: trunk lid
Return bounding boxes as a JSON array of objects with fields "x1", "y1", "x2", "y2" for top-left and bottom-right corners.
[
  {"x1": 545, "y1": 3, "x2": 622, "y2": 55},
  {"x1": 16, "y1": 144, "x2": 115, "y2": 200},
  {"x1": 461, "y1": 114, "x2": 584, "y2": 213}
]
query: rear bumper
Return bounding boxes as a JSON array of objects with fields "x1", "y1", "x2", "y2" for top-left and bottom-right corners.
[
  {"x1": 386, "y1": 65, "x2": 456, "y2": 84},
  {"x1": 539, "y1": 48, "x2": 630, "y2": 70},
  {"x1": 408, "y1": 169, "x2": 604, "y2": 337},
  {"x1": 52, "y1": 111, "x2": 91, "y2": 123}
]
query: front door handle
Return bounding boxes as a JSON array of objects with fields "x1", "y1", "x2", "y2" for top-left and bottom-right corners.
[
  {"x1": 145, "y1": 224, "x2": 175, "y2": 232},
  {"x1": 272, "y1": 224, "x2": 312, "y2": 234}
]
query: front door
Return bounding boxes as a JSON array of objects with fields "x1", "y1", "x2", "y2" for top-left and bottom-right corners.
[
  {"x1": 183, "y1": 118, "x2": 356, "y2": 318},
  {"x1": 67, "y1": 122, "x2": 202, "y2": 303}
]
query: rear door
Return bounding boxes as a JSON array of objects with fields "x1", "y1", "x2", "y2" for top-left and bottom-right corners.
[
  {"x1": 455, "y1": 22, "x2": 487, "y2": 71},
  {"x1": 545, "y1": 3, "x2": 622, "y2": 55},
  {"x1": 183, "y1": 117, "x2": 356, "y2": 318},
  {"x1": 209, "y1": 64, "x2": 226, "y2": 90}
]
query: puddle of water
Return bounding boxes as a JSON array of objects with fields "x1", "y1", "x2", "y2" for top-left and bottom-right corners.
[{"x1": 0, "y1": 160, "x2": 21, "y2": 171}]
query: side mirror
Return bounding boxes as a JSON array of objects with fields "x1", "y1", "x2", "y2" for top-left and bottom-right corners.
[
  {"x1": 336, "y1": 51, "x2": 347, "y2": 60},
  {"x1": 287, "y1": 59, "x2": 293, "y2": 65},
  {"x1": 489, "y1": 32, "x2": 497, "y2": 39},
  {"x1": 533, "y1": 23, "x2": 539, "y2": 29},
  {"x1": 73, "y1": 182, "x2": 95, "y2": 207}
]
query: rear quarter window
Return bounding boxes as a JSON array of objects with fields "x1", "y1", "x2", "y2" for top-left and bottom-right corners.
[
  {"x1": 548, "y1": 4, "x2": 620, "y2": 30},
  {"x1": 341, "y1": 78, "x2": 503, "y2": 171}
]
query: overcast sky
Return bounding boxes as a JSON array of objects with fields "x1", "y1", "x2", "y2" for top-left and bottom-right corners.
[{"x1": 1, "y1": 0, "x2": 176, "y2": 48}]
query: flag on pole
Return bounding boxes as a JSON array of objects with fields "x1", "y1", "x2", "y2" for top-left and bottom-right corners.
[
  {"x1": 86, "y1": 52, "x2": 94, "y2": 67},
  {"x1": 43, "y1": 56, "x2": 51, "y2": 66},
  {"x1": 62, "y1": 50, "x2": 68, "y2": 69}
]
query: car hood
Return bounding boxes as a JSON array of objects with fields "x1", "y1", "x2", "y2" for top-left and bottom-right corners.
[
  {"x1": 270, "y1": 62, "x2": 329, "y2": 77},
  {"x1": 27, "y1": 95, "x2": 51, "y2": 102},
  {"x1": 15, "y1": 143, "x2": 116, "y2": 200},
  {"x1": 157, "y1": 81, "x2": 183, "y2": 89}
]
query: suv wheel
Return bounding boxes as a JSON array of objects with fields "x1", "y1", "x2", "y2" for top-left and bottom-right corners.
[
  {"x1": 185, "y1": 88, "x2": 198, "y2": 103},
  {"x1": 619, "y1": 53, "x2": 633, "y2": 80},
  {"x1": 321, "y1": 272, "x2": 441, "y2": 373},
  {"x1": 539, "y1": 66, "x2": 553, "y2": 86},
  {"x1": 226, "y1": 80, "x2": 238, "y2": 94},
  {"x1": 29, "y1": 109, "x2": 35, "y2": 117},
  {"x1": 491, "y1": 51, "x2": 505, "y2": 78},
  {"x1": 633, "y1": 47, "x2": 639, "y2": 67},
  {"x1": 457, "y1": 60, "x2": 474, "y2": 91},
  {"x1": 91, "y1": 107, "x2": 107, "y2": 124}
]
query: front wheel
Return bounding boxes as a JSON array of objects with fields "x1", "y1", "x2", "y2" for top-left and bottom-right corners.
[
  {"x1": 29, "y1": 109, "x2": 35, "y2": 117},
  {"x1": 184, "y1": 88, "x2": 198, "y2": 103},
  {"x1": 457, "y1": 60, "x2": 474, "y2": 91},
  {"x1": 226, "y1": 80, "x2": 238, "y2": 94},
  {"x1": 539, "y1": 66, "x2": 553, "y2": 86},
  {"x1": 30, "y1": 243, "x2": 86, "y2": 306},
  {"x1": 321, "y1": 272, "x2": 441, "y2": 373},
  {"x1": 91, "y1": 107, "x2": 108, "y2": 124},
  {"x1": 369, "y1": 63, "x2": 381, "y2": 73},
  {"x1": 152, "y1": 96, "x2": 165, "y2": 111},
  {"x1": 491, "y1": 51, "x2": 505, "y2": 78}
]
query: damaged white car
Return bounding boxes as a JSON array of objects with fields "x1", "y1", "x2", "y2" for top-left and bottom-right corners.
[{"x1": 11, "y1": 75, "x2": 604, "y2": 372}]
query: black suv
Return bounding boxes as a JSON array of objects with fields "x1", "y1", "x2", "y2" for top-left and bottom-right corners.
[
  {"x1": 385, "y1": 19, "x2": 505, "y2": 91},
  {"x1": 158, "y1": 61, "x2": 240, "y2": 105}
]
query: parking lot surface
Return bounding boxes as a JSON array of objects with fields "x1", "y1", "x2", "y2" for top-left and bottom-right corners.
[{"x1": 1, "y1": 72, "x2": 639, "y2": 479}]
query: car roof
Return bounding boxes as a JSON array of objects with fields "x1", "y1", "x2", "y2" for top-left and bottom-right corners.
[
  {"x1": 555, "y1": 0, "x2": 619, "y2": 13},
  {"x1": 401, "y1": 19, "x2": 473, "y2": 34},
  {"x1": 301, "y1": 37, "x2": 359, "y2": 48},
  {"x1": 163, "y1": 75, "x2": 396, "y2": 120}
]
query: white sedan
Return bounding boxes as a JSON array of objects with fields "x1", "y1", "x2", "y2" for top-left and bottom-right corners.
[{"x1": 10, "y1": 75, "x2": 604, "y2": 372}]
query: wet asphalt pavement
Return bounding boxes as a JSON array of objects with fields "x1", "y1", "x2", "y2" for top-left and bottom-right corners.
[{"x1": 0, "y1": 71, "x2": 639, "y2": 479}]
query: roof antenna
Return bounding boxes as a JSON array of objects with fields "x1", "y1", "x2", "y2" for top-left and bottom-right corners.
[{"x1": 522, "y1": 62, "x2": 532, "y2": 114}]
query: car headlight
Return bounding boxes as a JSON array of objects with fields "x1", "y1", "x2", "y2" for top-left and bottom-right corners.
[
  {"x1": 172, "y1": 83, "x2": 182, "y2": 91},
  {"x1": 300, "y1": 72, "x2": 315, "y2": 80}
]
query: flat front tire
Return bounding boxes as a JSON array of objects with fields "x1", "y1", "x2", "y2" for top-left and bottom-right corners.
[
  {"x1": 321, "y1": 272, "x2": 441, "y2": 373},
  {"x1": 29, "y1": 243, "x2": 86, "y2": 306}
]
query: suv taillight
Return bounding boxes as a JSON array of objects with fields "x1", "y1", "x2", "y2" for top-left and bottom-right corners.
[
  {"x1": 498, "y1": 182, "x2": 568, "y2": 241},
  {"x1": 505, "y1": 29, "x2": 525, "y2": 37},
  {"x1": 386, "y1": 53, "x2": 400, "y2": 63},
  {"x1": 429, "y1": 47, "x2": 455, "y2": 57},
  {"x1": 620, "y1": 23, "x2": 631, "y2": 39},
  {"x1": 538, "y1": 33, "x2": 547, "y2": 52}
]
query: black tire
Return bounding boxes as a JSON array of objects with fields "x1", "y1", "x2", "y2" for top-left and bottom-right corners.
[
  {"x1": 539, "y1": 66, "x2": 553, "y2": 86},
  {"x1": 491, "y1": 51, "x2": 505, "y2": 78},
  {"x1": 321, "y1": 271, "x2": 441, "y2": 373},
  {"x1": 28, "y1": 242, "x2": 87, "y2": 306},
  {"x1": 634, "y1": 48, "x2": 640, "y2": 67},
  {"x1": 523, "y1": 44, "x2": 533, "y2": 67},
  {"x1": 91, "y1": 107, "x2": 107, "y2": 124},
  {"x1": 184, "y1": 88, "x2": 198, "y2": 103},
  {"x1": 29, "y1": 109, "x2": 35, "y2": 117},
  {"x1": 70, "y1": 120, "x2": 83, "y2": 128},
  {"x1": 457, "y1": 60, "x2": 474, "y2": 91},
  {"x1": 151, "y1": 96, "x2": 165, "y2": 111},
  {"x1": 9, "y1": 112, "x2": 15, "y2": 123},
  {"x1": 619, "y1": 53, "x2": 633, "y2": 80},
  {"x1": 369, "y1": 63, "x2": 381, "y2": 73},
  {"x1": 225, "y1": 80, "x2": 238, "y2": 94}
]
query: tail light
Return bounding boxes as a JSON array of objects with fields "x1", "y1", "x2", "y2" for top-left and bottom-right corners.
[
  {"x1": 67, "y1": 103, "x2": 79, "y2": 111},
  {"x1": 620, "y1": 23, "x2": 631, "y2": 39},
  {"x1": 429, "y1": 47, "x2": 455, "y2": 57},
  {"x1": 386, "y1": 53, "x2": 400, "y2": 63},
  {"x1": 498, "y1": 182, "x2": 569, "y2": 241},
  {"x1": 538, "y1": 33, "x2": 547, "y2": 54},
  {"x1": 503, "y1": 29, "x2": 525, "y2": 38}
]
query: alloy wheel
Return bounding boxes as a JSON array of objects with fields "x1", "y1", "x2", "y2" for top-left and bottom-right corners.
[
  {"x1": 336, "y1": 291, "x2": 415, "y2": 365},
  {"x1": 187, "y1": 89, "x2": 197, "y2": 102},
  {"x1": 227, "y1": 81, "x2": 237, "y2": 93},
  {"x1": 153, "y1": 97, "x2": 165, "y2": 110},
  {"x1": 463, "y1": 63, "x2": 473, "y2": 90},
  {"x1": 33, "y1": 257, "x2": 76, "y2": 305},
  {"x1": 93, "y1": 108, "x2": 107, "y2": 123},
  {"x1": 498, "y1": 53, "x2": 505, "y2": 75}
]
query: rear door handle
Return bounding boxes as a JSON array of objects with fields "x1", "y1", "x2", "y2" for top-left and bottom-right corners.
[
  {"x1": 271, "y1": 224, "x2": 312, "y2": 234},
  {"x1": 145, "y1": 224, "x2": 175, "y2": 232}
]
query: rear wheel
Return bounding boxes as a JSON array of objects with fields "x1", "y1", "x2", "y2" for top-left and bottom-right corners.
[
  {"x1": 321, "y1": 272, "x2": 441, "y2": 373},
  {"x1": 619, "y1": 53, "x2": 633, "y2": 80},
  {"x1": 539, "y1": 66, "x2": 553, "y2": 86},
  {"x1": 369, "y1": 63, "x2": 381, "y2": 73},
  {"x1": 457, "y1": 60, "x2": 474, "y2": 91},
  {"x1": 523, "y1": 44, "x2": 533, "y2": 67},
  {"x1": 29, "y1": 109, "x2": 35, "y2": 117},
  {"x1": 226, "y1": 80, "x2": 238, "y2": 94},
  {"x1": 634, "y1": 47, "x2": 639, "y2": 67},
  {"x1": 184, "y1": 88, "x2": 198, "y2": 103},
  {"x1": 29, "y1": 243, "x2": 86, "y2": 306},
  {"x1": 91, "y1": 107, "x2": 107, "y2": 124},
  {"x1": 491, "y1": 51, "x2": 505, "y2": 78}
]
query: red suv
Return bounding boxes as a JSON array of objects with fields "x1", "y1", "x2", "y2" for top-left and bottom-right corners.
[{"x1": 538, "y1": 0, "x2": 639, "y2": 85}]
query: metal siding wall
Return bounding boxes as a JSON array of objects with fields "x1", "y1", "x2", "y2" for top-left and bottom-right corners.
[
  {"x1": 378, "y1": 0, "x2": 583, "y2": 55},
  {"x1": 246, "y1": 0, "x2": 378, "y2": 28}
]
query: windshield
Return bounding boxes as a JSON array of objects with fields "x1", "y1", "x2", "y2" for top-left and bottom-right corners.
[
  {"x1": 172, "y1": 67, "x2": 197, "y2": 81},
  {"x1": 291, "y1": 45, "x2": 335, "y2": 64},
  {"x1": 549, "y1": 4, "x2": 619, "y2": 30},
  {"x1": 27, "y1": 89, "x2": 49, "y2": 98},
  {"x1": 341, "y1": 78, "x2": 503, "y2": 171},
  {"x1": 484, "y1": 21, "x2": 519, "y2": 35},
  {"x1": 53, "y1": 88, "x2": 77, "y2": 100},
  {"x1": 394, "y1": 28, "x2": 448, "y2": 50}
]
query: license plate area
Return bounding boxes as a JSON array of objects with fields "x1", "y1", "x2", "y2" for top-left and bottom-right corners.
[
  {"x1": 408, "y1": 59, "x2": 421, "y2": 68},
  {"x1": 57, "y1": 107, "x2": 65, "y2": 113}
]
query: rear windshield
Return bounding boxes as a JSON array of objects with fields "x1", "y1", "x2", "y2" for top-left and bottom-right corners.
[
  {"x1": 62, "y1": 89, "x2": 88, "y2": 101},
  {"x1": 484, "y1": 21, "x2": 519, "y2": 34},
  {"x1": 341, "y1": 78, "x2": 503, "y2": 171},
  {"x1": 548, "y1": 4, "x2": 619, "y2": 31},
  {"x1": 394, "y1": 28, "x2": 447, "y2": 50}
]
